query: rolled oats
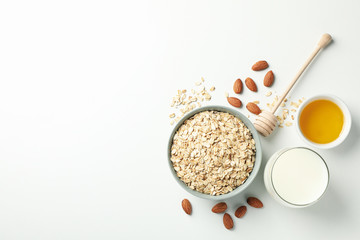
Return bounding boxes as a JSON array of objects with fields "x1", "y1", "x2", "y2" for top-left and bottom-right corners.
[
  {"x1": 267, "y1": 95, "x2": 305, "y2": 128},
  {"x1": 169, "y1": 78, "x2": 216, "y2": 125},
  {"x1": 170, "y1": 111, "x2": 256, "y2": 196}
]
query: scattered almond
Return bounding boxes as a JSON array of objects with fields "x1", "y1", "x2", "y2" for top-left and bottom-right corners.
[
  {"x1": 223, "y1": 213, "x2": 234, "y2": 230},
  {"x1": 247, "y1": 197, "x2": 263, "y2": 208},
  {"x1": 264, "y1": 70, "x2": 274, "y2": 87},
  {"x1": 233, "y1": 78, "x2": 243, "y2": 94},
  {"x1": 245, "y1": 77, "x2": 257, "y2": 92},
  {"x1": 212, "y1": 202, "x2": 227, "y2": 213},
  {"x1": 235, "y1": 206, "x2": 247, "y2": 218},
  {"x1": 227, "y1": 97, "x2": 242, "y2": 108},
  {"x1": 182, "y1": 199, "x2": 192, "y2": 215},
  {"x1": 246, "y1": 102, "x2": 261, "y2": 115},
  {"x1": 252, "y1": 60, "x2": 269, "y2": 71}
]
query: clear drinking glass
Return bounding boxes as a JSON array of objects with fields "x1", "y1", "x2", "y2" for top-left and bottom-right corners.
[{"x1": 264, "y1": 147, "x2": 329, "y2": 208}]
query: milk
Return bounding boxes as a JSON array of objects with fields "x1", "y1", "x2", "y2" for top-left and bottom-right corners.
[{"x1": 264, "y1": 147, "x2": 329, "y2": 207}]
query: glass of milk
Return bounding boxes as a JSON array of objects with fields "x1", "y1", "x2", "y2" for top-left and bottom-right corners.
[{"x1": 264, "y1": 147, "x2": 329, "y2": 208}]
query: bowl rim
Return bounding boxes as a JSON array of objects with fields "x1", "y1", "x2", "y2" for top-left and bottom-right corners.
[
  {"x1": 295, "y1": 94, "x2": 352, "y2": 149},
  {"x1": 167, "y1": 105, "x2": 262, "y2": 200}
]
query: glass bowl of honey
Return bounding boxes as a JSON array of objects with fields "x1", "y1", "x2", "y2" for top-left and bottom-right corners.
[{"x1": 296, "y1": 94, "x2": 351, "y2": 149}]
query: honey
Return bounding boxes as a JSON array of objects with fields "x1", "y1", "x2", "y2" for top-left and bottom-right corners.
[{"x1": 299, "y1": 99, "x2": 344, "y2": 144}]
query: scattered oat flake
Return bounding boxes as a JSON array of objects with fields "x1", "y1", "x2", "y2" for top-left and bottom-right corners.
[
  {"x1": 285, "y1": 122, "x2": 293, "y2": 127},
  {"x1": 169, "y1": 79, "x2": 217, "y2": 124},
  {"x1": 291, "y1": 115, "x2": 294, "y2": 120},
  {"x1": 290, "y1": 102, "x2": 299, "y2": 108},
  {"x1": 265, "y1": 91, "x2": 272, "y2": 97},
  {"x1": 291, "y1": 109, "x2": 296, "y2": 112},
  {"x1": 170, "y1": 120, "x2": 175, "y2": 125},
  {"x1": 253, "y1": 101, "x2": 260, "y2": 104},
  {"x1": 225, "y1": 92, "x2": 229, "y2": 98}
]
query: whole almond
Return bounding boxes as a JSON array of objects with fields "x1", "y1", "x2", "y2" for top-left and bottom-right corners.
[
  {"x1": 264, "y1": 70, "x2": 274, "y2": 87},
  {"x1": 245, "y1": 78, "x2": 257, "y2": 92},
  {"x1": 212, "y1": 202, "x2": 227, "y2": 213},
  {"x1": 246, "y1": 102, "x2": 261, "y2": 115},
  {"x1": 182, "y1": 199, "x2": 192, "y2": 215},
  {"x1": 252, "y1": 60, "x2": 269, "y2": 71},
  {"x1": 227, "y1": 97, "x2": 242, "y2": 108},
  {"x1": 235, "y1": 206, "x2": 247, "y2": 218},
  {"x1": 233, "y1": 78, "x2": 243, "y2": 94},
  {"x1": 247, "y1": 197, "x2": 263, "y2": 208},
  {"x1": 223, "y1": 213, "x2": 234, "y2": 230}
]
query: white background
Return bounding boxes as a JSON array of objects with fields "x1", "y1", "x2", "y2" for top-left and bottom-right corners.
[{"x1": 1, "y1": 0, "x2": 360, "y2": 239}]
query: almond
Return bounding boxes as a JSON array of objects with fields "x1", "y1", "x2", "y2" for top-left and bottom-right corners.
[
  {"x1": 245, "y1": 78, "x2": 257, "y2": 92},
  {"x1": 252, "y1": 60, "x2": 269, "y2": 71},
  {"x1": 227, "y1": 97, "x2": 242, "y2": 108},
  {"x1": 223, "y1": 213, "x2": 234, "y2": 230},
  {"x1": 182, "y1": 199, "x2": 192, "y2": 215},
  {"x1": 233, "y1": 78, "x2": 243, "y2": 94},
  {"x1": 212, "y1": 202, "x2": 227, "y2": 213},
  {"x1": 246, "y1": 102, "x2": 261, "y2": 115},
  {"x1": 264, "y1": 70, "x2": 274, "y2": 87},
  {"x1": 247, "y1": 197, "x2": 263, "y2": 208},
  {"x1": 234, "y1": 206, "x2": 247, "y2": 218}
]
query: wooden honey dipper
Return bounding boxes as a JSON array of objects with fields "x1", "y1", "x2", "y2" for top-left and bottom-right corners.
[{"x1": 254, "y1": 33, "x2": 332, "y2": 137}]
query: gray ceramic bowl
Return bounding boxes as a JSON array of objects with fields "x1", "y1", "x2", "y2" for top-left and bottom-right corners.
[{"x1": 167, "y1": 106, "x2": 262, "y2": 200}]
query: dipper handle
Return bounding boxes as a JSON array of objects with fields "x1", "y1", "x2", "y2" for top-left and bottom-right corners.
[{"x1": 271, "y1": 33, "x2": 332, "y2": 114}]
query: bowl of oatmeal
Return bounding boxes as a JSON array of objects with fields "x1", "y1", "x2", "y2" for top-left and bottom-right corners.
[{"x1": 168, "y1": 106, "x2": 262, "y2": 200}]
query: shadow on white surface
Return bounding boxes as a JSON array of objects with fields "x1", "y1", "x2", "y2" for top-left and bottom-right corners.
[
  {"x1": 302, "y1": 185, "x2": 347, "y2": 222},
  {"x1": 328, "y1": 117, "x2": 359, "y2": 155}
]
